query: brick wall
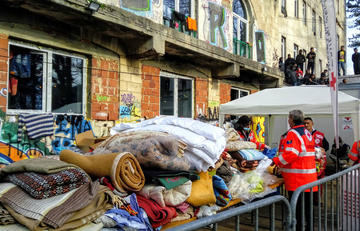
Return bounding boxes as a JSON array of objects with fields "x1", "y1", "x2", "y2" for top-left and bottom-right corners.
[
  {"x1": 141, "y1": 65, "x2": 160, "y2": 119},
  {"x1": 220, "y1": 82, "x2": 231, "y2": 104},
  {"x1": 91, "y1": 57, "x2": 120, "y2": 121},
  {"x1": 195, "y1": 77, "x2": 208, "y2": 117},
  {"x1": 0, "y1": 34, "x2": 8, "y2": 112}
]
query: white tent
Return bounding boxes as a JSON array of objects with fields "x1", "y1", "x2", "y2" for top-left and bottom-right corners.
[{"x1": 219, "y1": 86, "x2": 360, "y2": 143}]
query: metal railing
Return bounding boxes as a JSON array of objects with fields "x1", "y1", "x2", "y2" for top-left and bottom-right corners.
[
  {"x1": 289, "y1": 163, "x2": 360, "y2": 231},
  {"x1": 166, "y1": 195, "x2": 292, "y2": 231},
  {"x1": 233, "y1": 39, "x2": 252, "y2": 59}
]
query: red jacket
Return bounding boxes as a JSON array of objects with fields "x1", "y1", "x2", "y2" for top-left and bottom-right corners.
[
  {"x1": 273, "y1": 125, "x2": 318, "y2": 192},
  {"x1": 237, "y1": 130, "x2": 266, "y2": 150},
  {"x1": 311, "y1": 130, "x2": 329, "y2": 151},
  {"x1": 349, "y1": 141, "x2": 360, "y2": 164}
]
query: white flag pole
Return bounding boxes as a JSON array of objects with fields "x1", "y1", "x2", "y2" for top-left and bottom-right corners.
[{"x1": 321, "y1": 0, "x2": 339, "y2": 149}]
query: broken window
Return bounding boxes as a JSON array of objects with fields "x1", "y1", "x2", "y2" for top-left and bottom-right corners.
[{"x1": 8, "y1": 43, "x2": 86, "y2": 114}]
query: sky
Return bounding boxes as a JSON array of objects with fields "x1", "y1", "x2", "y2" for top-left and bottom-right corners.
[{"x1": 346, "y1": 10, "x2": 356, "y2": 75}]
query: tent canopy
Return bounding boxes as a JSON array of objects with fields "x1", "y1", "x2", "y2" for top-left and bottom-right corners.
[
  {"x1": 220, "y1": 86, "x2": 360, "y2": 115},
  {"x1": 219, "y1": 86, "x2": 360, "y2": 140}
]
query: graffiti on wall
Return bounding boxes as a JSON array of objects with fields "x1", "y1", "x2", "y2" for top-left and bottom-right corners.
[
  {"x1": 118, "y1": 0, "x2": 162, "y2": 23},
  {"x1": 272, "y1": 48, "x2": 280, "y2": 68},
  {"x1": 251, "y1": 116, "x2": 265, "y2": 143},
  {"x1": 121, "y1": 0, "x2": 151, "y2": 11},
  {"x1": 52, "y1": 115, "x2": 93, "y2": 154},
  {"x1": 255, "y1": 31, "x2": 266, "y2": 64},
  {"x1": 196, "y1": 101, "x2": 220, "y2": 121},
  {"x1": 119, "y1": 93, "x2": 141, "y2": 120},
  {"x1": 209, "y1": 2, "x2": 228, "y2": 49}
]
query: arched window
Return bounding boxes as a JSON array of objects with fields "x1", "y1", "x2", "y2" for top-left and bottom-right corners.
[{"x1": 233, "y1": 0, "x2": 248, "y2": 42}]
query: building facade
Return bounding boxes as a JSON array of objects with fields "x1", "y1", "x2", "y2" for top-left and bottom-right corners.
[{"x1": 0, "y1": 0, "x2": 346, "y2": 140}]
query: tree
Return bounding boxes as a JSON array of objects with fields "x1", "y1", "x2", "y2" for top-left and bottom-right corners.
[{"x1": 347, "y1": 0, "x2": 360, "y2": 47}]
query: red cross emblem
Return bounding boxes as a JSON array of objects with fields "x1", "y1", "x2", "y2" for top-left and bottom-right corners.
[{"x1": 330, "y1": 72, "x2": 336, "y2": 91}]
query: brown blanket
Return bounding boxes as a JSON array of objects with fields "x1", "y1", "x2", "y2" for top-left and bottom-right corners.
[
  {"x1": 92, "y1": 131, "x2": 190, "y2": 171},
  {"x1": 60, "y1": 150, "x2": 145, "y2": 193}
]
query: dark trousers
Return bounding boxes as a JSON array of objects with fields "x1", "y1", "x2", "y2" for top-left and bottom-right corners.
[
  {"x1": 288, "y1": 191, "x2": 312, "y2": 231},
  {"x1": 297, "y1": 63, "x2": 304, "y2": 72},
  {"x1": 307, "y1": 62, "x2": 315, "y2": 75},
  {"x1": 354, "y1": 64, "x2": 360, "y2": 75}
]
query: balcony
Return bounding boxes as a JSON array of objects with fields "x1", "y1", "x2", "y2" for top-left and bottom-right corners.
[{"x1": 233, "y1": 39, "x2": 252, "y2": 59}]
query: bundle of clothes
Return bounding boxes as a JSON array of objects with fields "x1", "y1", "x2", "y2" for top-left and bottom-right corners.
[{"x1": 0, "y1": 116, "x2": 282, "y2": 231}]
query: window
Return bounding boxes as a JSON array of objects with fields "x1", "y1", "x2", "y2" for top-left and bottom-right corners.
[
  {"x1": 231, "y1": 88, "x2": 249, "y2": 101},
  {"x1": 294, "y1": 0, "x2": 299, "y2": 18},
  {"x1": 319, "y1": 59, "x2": 322, "y2": 73},
  {"x1": 312, "y1": 9, "x2": 316, "y2": 35},
  {"x1": 164, "y1": 0, "x2": 192, "y2": 17},
  {"x1": 160, "y1": 73, "x2": 193, "y2": 117},
  {"x1": 281, "y1": 0, "x2": 287, "y2": 16},
  {"x1": 303, "y1": 1, "x2": 307, "y2": 25},
  {"x1": 281, "y1": 36, "x2": 286, "y2": 60},
  {"x1": 319, "y1": 16, "x2": 322, "y2": 38},
  {"x1": 233, "y1": 0, "x2": 248, "y2": 43},
  {"x1": 294, "y1": 44, "x2": 299, "y2": 58},
  {"x1": 8, "y1": 42, "x2": 86, "y2": 114}
]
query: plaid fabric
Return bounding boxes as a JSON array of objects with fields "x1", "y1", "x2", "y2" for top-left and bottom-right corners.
[{"x1": 5, "y1": 168, "x2": 89, "y2": 199}]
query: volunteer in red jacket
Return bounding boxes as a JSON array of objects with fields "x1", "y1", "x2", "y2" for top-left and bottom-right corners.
[
  {"x1": 235, "y1": 115, "x2": 269, "y2": 150},
  {"x1": 273, "y1": 110, "x2": 318, "y2": 231},
  {"x1": 348, "y1": 140, "x2": 360, "y2": 164},
  {"x1": 304, "y1": 117, "x2": 329, "y2": 178}
]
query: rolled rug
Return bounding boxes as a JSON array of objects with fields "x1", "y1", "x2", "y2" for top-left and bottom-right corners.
[{"x1": 60, "y1": 150, "x2": 145, "y2": 193}]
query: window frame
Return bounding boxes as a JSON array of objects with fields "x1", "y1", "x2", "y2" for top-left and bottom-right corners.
[
  {"x1": 159, "y1": 71, "x2": 194, "y2": 118},
  {"x1": 312, "y1": 9, "x2": 316, "y2": 35},
  {"x1": 281, "y1": 36, "x2": 286, "y2": 60},
  {"x1": 7, "y1": 40, "x2": 87, "y2": 115},
  {"x1": 233, "y1": 0, "x2": 249, "y2": 43},
  {"x1": 319, "y1": 16, "x2": 322, "y2": 38},
  {"x1": 231, "y1": 87, "x2": 249, "y2": 101},
  {"x1": 165, "y1": 0, "x2": 194, "y2": 17},
  {"x1": 294, "y1": 0, "x2": 299, "y2": 18},
  {"x1": 303, "y1": 1, "x2": 307, "y2": 25},
  {"x1": 294, "y1": 44, "x2": 299, "y2": 59}
]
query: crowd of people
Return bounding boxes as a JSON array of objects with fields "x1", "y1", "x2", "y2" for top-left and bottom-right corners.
[{"x1": 279, "y1": 46, "x2": 360, "y2": 86}]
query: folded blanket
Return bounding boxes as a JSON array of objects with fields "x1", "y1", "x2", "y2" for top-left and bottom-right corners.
[
  {"x1": 5, "y1": 168, "x2": 90, "y2": 199},
  {"x1": 0, "y1": 181, "x2": 98, "y2": 229},
  {"x1": 60, "y1": 150, "x2": 145, "y2": 193},
  {"x1": 212, "y1": 175, "x2": 232, "y2": 207},
  {"x1": 143, "y1": 170, "x2": 199, "y2": 190},
  {"x1": 2, "y1": 184, "x2": 114, "y2": 231},
  {"x1": 0, "y1": 158, "x2": 77, "y2": 177},
  {"x1": 225, "y1": 128, "x2": 240, "y2": 142},
  {"x1": 93, "y1": 131, "x2": 190, "y2": 171},
  {"x1": 226, "y1": 141, "x2": 257, "y2": 151},
  {"x1": 137, "y1": 185, "x2": 166, "y2": 207},
  {"x1": 163, "y1": 180, "x2": 192, "y2": 207},
  {"x1": 137, "y1": 195, "x2": 177, "y2": 228},
  {"x1": 186, "y1": 171, "x2": 216, "y2": 207}
]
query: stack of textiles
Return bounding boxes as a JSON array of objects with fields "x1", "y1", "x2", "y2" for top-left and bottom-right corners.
[
  {"x1": 110, "y1": 116, "x2": 227, "y2": 172},
  {"x1": 0, "y1": 158, "x2": 116, "y2": 230}
]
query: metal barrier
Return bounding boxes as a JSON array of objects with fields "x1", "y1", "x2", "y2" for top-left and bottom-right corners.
[
  {"x1": 289, "y1": 163, "x2": 360, "y2": 231},
  {"x1": 166, "y1": 195, "x2": 292, "y2": 231}
]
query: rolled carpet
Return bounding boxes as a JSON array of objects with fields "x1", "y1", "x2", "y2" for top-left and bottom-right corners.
[{"x1": 60, "y1": 150, "x2": 145, "y2": 193}]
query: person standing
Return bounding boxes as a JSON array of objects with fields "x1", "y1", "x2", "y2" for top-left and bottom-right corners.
[
  {"x1": 296, "y1": 50, "x2": 306, "y2": 72},
  {"x1": 352, "y1": 48, "x2": 360, "y2": 75},
  {"x1": 338, "y1": 45, "x2": 346, "y2": 76},
  {"x1": 279, "y1": 57, "x2": 285, "y2": 71},
  {"x1": 306, "y1": 47, "x2": 316, "y2": 75},
  {"x1": 285, "y1": 54, "x2": 297, "y2": 85},
  {"x1": 273, "y1": 110, "x2": 318, "y2": 231},
  {"x1": 348, "y1": 140, "x2": 360, "y2": 164},
  {"x1": 304, "y1": 117, "x2": 329, "y2": 179}
]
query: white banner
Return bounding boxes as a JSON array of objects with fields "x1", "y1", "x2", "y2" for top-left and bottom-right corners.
[{"x1": 321, "y1": 0, "x2": 339, "y2": 148}]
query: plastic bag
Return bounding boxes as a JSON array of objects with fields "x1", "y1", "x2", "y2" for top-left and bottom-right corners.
[{"x1": 227, "y1": 158, "x2": 277, "y2": 203}]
